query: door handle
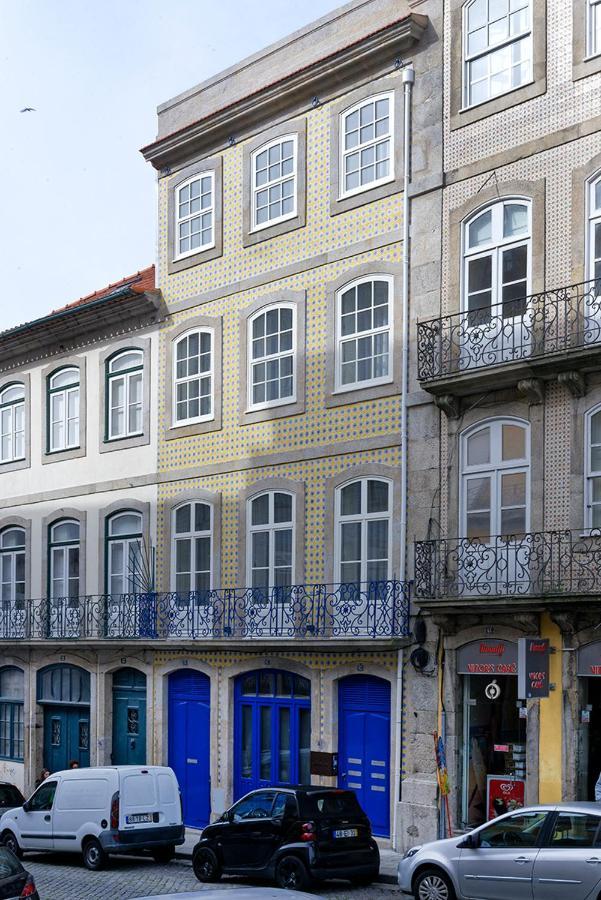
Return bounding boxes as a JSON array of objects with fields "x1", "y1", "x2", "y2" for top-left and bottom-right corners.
[
  {"x1": 513, "y1": 856, "x2": 529, "y2": 864},
  {"x1": 586, "y1": 857, "x2": 601, "y2": 864},
  {"x1": 44, "y1": 815, "x2": 51, "y2": 822}
]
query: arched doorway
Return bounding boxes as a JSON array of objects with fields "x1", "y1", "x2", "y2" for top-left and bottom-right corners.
[
  {"x1": 111, "y1": 668, "x2": 147, "y2": 765},
  {"x1": 38, "y1": 664, "x2": 90, "y2": 772},
  {"x1": 338, "y1": 674, "x2": 391, "y2": 837},
  {"x1": 234, "y1": 669, "x2": 311, "y2": 799},
  {"x1": 168, "y1": 669, "x2": 210, "y2": 828}
]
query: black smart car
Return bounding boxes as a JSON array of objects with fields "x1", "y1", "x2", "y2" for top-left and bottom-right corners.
[
  {"x1": 192, "y1": 786, "x2": 379, "y2": 891},
  {"x1": 0, "y1": 782, "x2": 24, "y2": 811},
  {"x1": 0, "y1": 844, "x2": 39, "y2": 898}
]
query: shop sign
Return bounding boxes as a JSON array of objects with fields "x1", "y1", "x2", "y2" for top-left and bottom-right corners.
[
  {"x1": 518, "y1": 637, "x2": 550, "y2": 699},
  {"x1": 487, "y1": 775, "x2": 526, "y2": 819},
  {"x1": 457, "y1": 640, "x2": 517, "y2": 675},
  {"x1": 577, "y1": 642, "x2": 601, "y2": 677}
]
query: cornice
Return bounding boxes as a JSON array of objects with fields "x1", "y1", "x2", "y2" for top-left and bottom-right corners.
[{"x1": 141, "y1": 14, "x2": 427, "y2": 171}]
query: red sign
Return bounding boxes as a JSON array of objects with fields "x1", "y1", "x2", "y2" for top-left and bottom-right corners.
[
  {"x1": 518, "y1": 638, "x2": 550, "y2": 699},
  {"x1": 457, "y1": 640, "x2": 518, "y2": 675},
  {"x1": 486, "y1": 776, "x2": 526, "y2": 819}
]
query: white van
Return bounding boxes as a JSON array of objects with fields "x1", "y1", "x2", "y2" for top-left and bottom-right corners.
[{"x1": 0, "y1": 765, "x2": 184, "y2": 870}]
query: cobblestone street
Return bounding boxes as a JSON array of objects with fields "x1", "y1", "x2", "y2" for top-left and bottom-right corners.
[{"x1": 25, "y1": 854, "x2": 403, "y2": 900}]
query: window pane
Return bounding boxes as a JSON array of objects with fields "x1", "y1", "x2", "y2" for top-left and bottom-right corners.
[
  {"x1": 241, "y1": 706, "x2": 252, "y2": 778},
  {"x1": 298, "y1": 707, "x2": 311, "y2": 784},
  {"x1": 341, "y1": 481, "x2": 362, "y2": 516},
  {"x1": 195, "y1": 503, "x2": 211, "y2": 532},
  {"x1": 468, "y1": 256, "x2": 493, "y2": 295},
  {"x1": 341, "y1": 522, "x2": 361, "y2": 562},
  {"x1": 176, "y1": 539, "x2": 192, "y2": 575},
  {"x1": 367, "y1": 519, "x2": 388, "y2": 562},
  {"x1": 504, "y1": 203, "x2": 528, "y2": 237},
  {"x1": 109, "y1": 513, "x2": 141, "y2": 536},
  {"x1": 501, "y1": 506, "x2": 526, "y2": 537},
  {"x1": 52, "y1": 521, "x2": 79, "y2": 543},
  {"x1": 466, "y1": 477, "x2": 491, "y2": 512},
  {"x1": 278, "y1": 707, "x2": 291, "y2": 782},
  {"x1": 260, "y1": 707, "x2": 272, "y2": 780},
  {"x1": 479, "y1": 812, "x2": 547, "y2": 849},
  {"x1": 252, "y1": 494, "x2": 269, "y2": 526},
  {"x1": 252, "y1": 532, "x2": 269, "y2": 569},
  {"x1": 367, "y1": 480, "x2": 389, "y2": 513},
  {"x1": 274, "y1": 493, "x2": 292, "y2": 524},
  {"x1": 468, "y1": 211, "x2": 492, "y2": 247},
  {"x1": 502, "y1": 424, "x2": 526, "y2": 460},
  {"x1": 467, "y1": 428, "x2": 490, "y2": 466},
  {"x1": 548, "y1": 813, "x2": 601, "y2": 849},
  {"x1": 175, "y1": 504, "x2": 191, "y2": 534},
  {"x1": 502, "y1": 472, "x2": 526, "y2": 507},
  {"x1": 466, "y1": 511, "x2": 490, "y2": 542}
]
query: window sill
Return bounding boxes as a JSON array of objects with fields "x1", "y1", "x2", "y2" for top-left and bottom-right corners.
[
  {"x1": 173, "y1": 242, "x2": 216, "y2": 263},
  {"x1": 42, "y1": 444, "x2": 86, "y2": 465},
  {"x1": 325, "y1": 378, "x2": 399, "y2": 408},
  {"x1": 249, "y1": 211, "x2": 297, "y2": 234},
  {"x1": 0, "y1": 457, "x2": 29, "y2": 473},
  {"x1": 99, "y1": 431, "x2": 150, "y2": 453},
  {"x1": 450, "y1": 76, "x2": 545, "y2": 131},
  {"x1": 164, "y1": 418, "x2": 222, "y2": 440},
  {"x1": 338, "y1": 174, "x2": 395, "y2": 203},
  {"x1": 240, "y1": 397, "x2": 305, "y2": 426}
]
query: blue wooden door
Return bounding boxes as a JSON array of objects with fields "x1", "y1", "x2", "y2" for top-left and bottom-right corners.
[
  {"x1": 112, "y1": 668, "x2": 147, "y2": 765},
  {"x1": 43, "y1": 706, "x2": 90, "y2": 772},
  {"x1": 168, "y1": 670, "x2": 210, "y2": 828},
  {"x1": 338, "y1": 675, "x2": 391, "y2": 837}
]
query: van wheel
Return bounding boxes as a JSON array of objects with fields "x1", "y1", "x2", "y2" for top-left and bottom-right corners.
[
  {"x1": 414, "y1": 868, "x2": 456, "y2": 900},
  {"x1": 152, "y1": 845, "x2": 175, "y2": 864},
  {"x1": 275, "y1": 855, "x2": 311, "y2": 891},
  {"x1": 82, "y1": 838, "x2": 107, "y2": 871},
  {"x1": 1, "y1": 831, "x2": 22, "y2": 859},
  {"x1": 192, "y1": 847, "x2": 221, "y2": 882}
]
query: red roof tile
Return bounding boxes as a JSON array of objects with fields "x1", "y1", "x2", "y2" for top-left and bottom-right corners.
[{"x1": 51, "y1": 265, "x2": 155, "y2": 314}]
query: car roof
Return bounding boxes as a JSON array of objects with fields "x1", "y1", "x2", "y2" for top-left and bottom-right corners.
[
  {"x1": 248, "y1": 785, "x2": 353, "y2": 795},
  {"x1": 131, "y1": 890, "x2": 322, "y2": 900},
  {"x1": 476, "y1": 801, "x2": 601, "y2": 822}
]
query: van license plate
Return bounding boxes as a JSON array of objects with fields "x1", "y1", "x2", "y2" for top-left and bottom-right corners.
[
  {"x1": 126, "y1": 813, "x2": 153, "y2": 824},
  {"x1": 333, "y1": 828, "x2": 358, "y2": 839}
]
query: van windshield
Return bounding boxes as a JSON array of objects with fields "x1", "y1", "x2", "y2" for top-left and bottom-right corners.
[{"x1": 299, "y1": 791, "x2": 363, "y2": 818}]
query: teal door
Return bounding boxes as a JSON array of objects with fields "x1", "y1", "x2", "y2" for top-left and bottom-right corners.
[
  {"x1": 112, "y1": 668, "x2": 147, "y2": 765},
  {"x1": 43, "y1": 706, "x2": 90, "y2": 772}
]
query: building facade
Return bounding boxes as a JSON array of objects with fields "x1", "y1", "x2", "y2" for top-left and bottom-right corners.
[
  {"x1": 0, "y1": 267, "x2": 163, "y2": 792},
  {"x1": 411, "y1": 0, "x2": 601, "y2": 841}
]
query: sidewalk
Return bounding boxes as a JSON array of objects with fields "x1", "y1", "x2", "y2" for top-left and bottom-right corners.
[{"x1": 176, "y1": 829, "x2": 401, "y2": 885}]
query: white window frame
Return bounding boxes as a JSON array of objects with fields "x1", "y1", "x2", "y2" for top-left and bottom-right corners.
[
  {"x1": 462, "y1": 0, "x2": 533, "y2": 109},
  {"x1": 460, "y1": 418, "x2": 531, "y2": 540},
  {"x1": 335, "y1": 275, "x2": 394, "y2": 392},
  {"x1": 587, "y1": 173, "x2": 601, "y2": 287},
  {"x1": 588, "y1": 0, "x2": 601, "y2": 58},
  {"x1": 0, "y1": 385, "x2": 25, "y2": 465},
  {"x1": 246, "y1": 491, "x2": 295, "y2": 588},
  {"x1": 172, "y1": 328, "x2": 214, "y2": 427},
  {"x1": 173, "y1": 172, "x2": 215, "y2": 261},
  {"x1": 106, "y1": 511, "x2": 143, "y2": 596},
  {"x1": 171, "y1": 501, "x2": 213, "y2": 595},
  {"x1": 0, "y1": 528, "x2": 26, "y2": 604},
  {"x1": 250, "y1": 134, "x2": 298, "y2": 232},
  {"x1": 334, "y1": 477, "x2": 392, "y2": 585},
  {"x1": 247, "y1": 304, "x2": 297, "y2": 411},
  {"x1": 339, "y1": 92, "x2": 394, "y2": 200},
  {"x1": 107, "y1": 350, "x2": 144, "y2": 441},
  {"x1": 462, "y1": 199, "x2": 532, "y2": 321},
  {"x1": 585, "y1": 405, "x2": 601, "y2": 529},
  {"x1": 49, "y1": 520, "x2": 80, "y2": 600},
  {"x1": 48, "y1": 368, "x2": 80, "y2": 453}
]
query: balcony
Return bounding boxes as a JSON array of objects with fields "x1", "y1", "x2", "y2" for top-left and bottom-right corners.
[
  {"x1": 417, "y1": 280, "x2": 601, "y2": 399},
  {"x1": 0, "y1": 580, "x2": 410, "y2": 643},
  {"x1": 414, "y1": 531, "x2": 601, "y2": 607}
]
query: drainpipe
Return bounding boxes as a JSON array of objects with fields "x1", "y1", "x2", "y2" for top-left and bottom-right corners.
[{"x1": 392, "y1": 62, "x2": 414, "y2": 853}]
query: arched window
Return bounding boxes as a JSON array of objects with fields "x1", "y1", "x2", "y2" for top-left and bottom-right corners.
[
  {"x1": 335, "y1": 478, "x2": 391, "y2": 583},
  {"x1": 0, "y1": 667, "x2": 24, "y2": 761},
  {"x1": 463, "y1": 199, "x2": 531, "y2": 323},
  {"x1": 586, "y1": 406, "x2": 601, "y2": 528},
  {"x1": 173, "y1": 329, "x2": 213, "y2": 425},
  {"x1": 460, "y1": 419, "x2": 530, "y2": 541},
  {"x1": 336, "y1": 275, "x2": 393, "y2": 390},
  {"x1": 588, "y1": 0, "x2": 601, "y2": 58},
  {"x1": 588, "y1": 174, "x2": 601, "y2": 291},
  {"x1": 0, "y1": 527, "x2": 25, "y2": 603},
  {"x1": 463, "y1": 0, "x2": 532, "y2": 107},
  {"x1": 172, "y1": 501, "x2": 212, "y2": 595},
  {"x1": 247, "y1": 492, "x2": 294, "y2": 588},
  {"x1": 251, "y1": 135, "x2": 297, "y2": 230},
  {"x1": 174, "y1": 172, "x2": 215, "y2": 258},
  {"x1": 339, "y1": 93, "x2": 393, "y2": 197},
  {"x1": 48, "y1": 367, "x2": 79, "y2": 452},
  {"x1": 106, "y1": 511, "x2": 143, "y2": 595},
  {"x1": 0, "y1": 384, "x2": 25, "y2": 464},
  {"x1": 107, "y1": 349, "x2": 144, "y2": 440},
  {"x1": 49, "y1": 520, "x2": 80, "y2": 599},
  {"x1": 248, "y1": 305, "x2": 295, "y2": 409}
]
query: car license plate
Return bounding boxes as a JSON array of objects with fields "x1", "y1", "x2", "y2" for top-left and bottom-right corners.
[
  {"x1": 126, "y1": 813, "x2": 153, "y2": 824},
  {"x1": 333, "y1": 828, "x2": 358, "y2": 839}
]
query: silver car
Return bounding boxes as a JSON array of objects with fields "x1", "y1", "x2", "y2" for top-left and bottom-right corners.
[{"x1": 398, "y1": 802, "x2": 601, "y2": 900}]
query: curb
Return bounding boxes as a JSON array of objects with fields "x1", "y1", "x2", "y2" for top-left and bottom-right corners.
[{"x1": 175, "y1": 849, "x2": 397, "y2": 885}]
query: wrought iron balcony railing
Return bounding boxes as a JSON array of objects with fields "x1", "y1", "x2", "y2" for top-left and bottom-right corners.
[
  {"x1": 414, "y1": 530, "x2": 601, "y2": 600},
  {"x1": 417, "y1": 280, "x2": 601, "y2": 382},
  {"x1": 0, "y1": 580, "x2": 410, "y2": 641}
]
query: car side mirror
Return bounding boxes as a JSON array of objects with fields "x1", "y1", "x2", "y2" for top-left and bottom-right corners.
[
  {"x1": 458, "y1": 833, "x2": 479, "y2": 849},
  {"x1": 22, "y1": 801, "x2": 31, "y2": 813},
  {"x1": 221, "y1": 809, "x2": 233, "y2": 823}
]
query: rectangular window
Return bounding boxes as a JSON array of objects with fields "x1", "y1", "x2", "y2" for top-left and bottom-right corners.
[
  {"x1": 340, "y1": 94, "x2": 393, "y2": 198},
  {"x1": 252, "y1": 137, "x2": 297, "y2": 231},
  {"x1": 336, "y1": 277, "x2": 392, "y2": 391},
  {"x1": 175, "y1": 173, "x2": 215, "y2": 258},
  {"x1": 249, "y1": 306, "x2": 295, "y2": 410},
  {"x1": 589, "y1": 0, "x2": 601, "y2": 57},
  {"x1": 464, "y1": 0, "x2": 532, "y2": 108},
  {"x1": 174, "y1": 330, "x2": 213, "y2": 425}
]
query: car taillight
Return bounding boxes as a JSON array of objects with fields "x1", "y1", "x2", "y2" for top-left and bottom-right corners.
[
  {"x1": 110, "y1": 791, "x2": 120, "y2": 830},
  {"x1": 301, "y1": 821, "x2": 316, "y2": 842},
  {"x1": 20, "y1": 875, "x2": 37, "y2": 897}
]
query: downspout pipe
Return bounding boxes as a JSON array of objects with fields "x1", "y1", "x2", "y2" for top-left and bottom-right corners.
[{"x1": 393, "y1": 62, "x2": 414, "y2": 852}]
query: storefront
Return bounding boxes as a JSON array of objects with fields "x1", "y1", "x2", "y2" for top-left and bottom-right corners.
[
  {"x1": 458, "y1": 640, "x2": 526, "y2": 827},
  {"x1": 577, "y1": 642, "x2": 601, "y2": 801}
]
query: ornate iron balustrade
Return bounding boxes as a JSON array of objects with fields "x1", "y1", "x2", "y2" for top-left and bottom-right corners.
[
  {"x1": 414, "y1": 530, "x2": 601, "y2": 600},
  {"x1": 417, "y1": 280, "x2": 601, "y2": 381},
  {"x1": 0, "y1": 580, "x2": 410, "y2": 641}
]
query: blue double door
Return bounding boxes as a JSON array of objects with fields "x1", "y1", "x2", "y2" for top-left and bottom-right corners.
[
  {"x1": 338, "y1": 675, "x2": 391, "y2": 837},
  {"x1": 43, "y1": 706, "x2": 90, "y2": 772},
  {"x1": 168, "y1": 670, "x2": 210, "y2": 828},
  {"x1": 112, "y1": 668, "x2": 147, "y2": 765}
]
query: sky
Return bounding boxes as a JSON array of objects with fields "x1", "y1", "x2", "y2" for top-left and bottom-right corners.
[{"x1": 0, "y1": 0, "x2": 344, "y2": 330}]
